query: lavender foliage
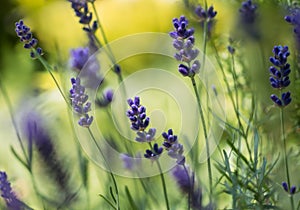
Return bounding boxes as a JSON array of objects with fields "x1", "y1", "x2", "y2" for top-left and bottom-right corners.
[{"x1": 70, "y1": 77, "x2": 94, "y2": 127}]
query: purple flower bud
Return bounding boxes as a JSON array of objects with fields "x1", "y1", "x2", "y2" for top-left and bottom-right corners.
[
  {"x1": 282, "y1": 182, "x2": 289, "y2": 192},
  {"x1": 290, "y1": 185, "x2": 297, "y2": 194},
  {"x1": 178, "y1": 64, "x2": 189, "y2": 77}
]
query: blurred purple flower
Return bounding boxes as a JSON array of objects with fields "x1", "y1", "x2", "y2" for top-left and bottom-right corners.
[
  {"x1": 22, "y1": 111, "x2": 76, "y2": 206},
  {"x1": 172, "y1": 165, "x2": 213, "y2": 209},
  {"x1": 285, "y1": 7, "x2": 300, "y2": 52},
  {"x1": 195, "y1": 5, "x2": 217, "y2": 37},
  {"x1": 95, "y1": 88, "x2": 114, "y2": 107},
  {"x1": 238, "y1": 0, "x2": 260, "y2": 39},
  {"x1": 69, "y1": 47, "x2": 89, "y2": 71},
  {"x1": 0, "y1": 171, "x2": 25, "y2": 210}
]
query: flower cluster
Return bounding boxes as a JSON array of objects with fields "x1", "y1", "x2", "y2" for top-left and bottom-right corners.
[
  {"x1": 126, "y1": 96, "x2": 161, "y2": 160},
  {"x1": 195, "y1": 5, "x2": 217, "y2": 36},
  {"x1": 126, "y1": 96, "x2": 156, "y2": 142},
  {"x1": 170, "y1": 16, "x2": 200, "y2": 77},
  {"x1": 172, "y1": 165, "x2": 213, "y2": 209},
  {"x1": 285, "y1": 7, "x2": 300, "y2": 52},
  {"x1": 70, "y1": 77, "x2": 94, "y2": 127},
  {"x1": 68, "y1": 0, "x2": 97, "y2": 33},
  {"x1": 0, "y1": 171, "x2": 24, "y2": 210},
  {"x1": 69, "y1": 46, "x2": 103, "y2": 89},
  {"x1": 269, "y1": 45, "x2": 292, "y2": 107},
  {"x1": 239, "y1": 0, "x2": 257, "y2": 24},
  {"x1": 96, "y1": 89, "x2": 114, "y2": 107},
  {"x1": 127, "y1": 96, "x2": 150, "y2": 131},
  {"x1": 282, "y1": 181, "x2": 297, "y2": 195},
  {"x1": 69, "y1": 47, "x2": 90, "y2": 71},
  {"x1": 162, "y1": 129, "x2": 185, "y2": 165},
  {"x1": 15, "y1": 20, "x2": 43, "y2": 58},
  {"x1": 238, "y1": 0, "x2": 260, "y2": 39},
  {"x1": 144, "y1": 143, "x2": 164, "y2": 160}
]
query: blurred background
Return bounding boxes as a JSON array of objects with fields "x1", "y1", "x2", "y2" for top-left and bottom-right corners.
[{"x1": 0, "y1": 0, "x2": 300, "y2": 209}]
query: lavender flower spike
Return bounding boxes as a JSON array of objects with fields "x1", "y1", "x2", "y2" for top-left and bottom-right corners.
[
  {"x1": 195, "y1": 5, "x2": 217, "y2": 37},
  {"x1": 68, "y1": 0, "x2": 98, "y2": 33},
  {"x1": 162, "y1": 129, "x2": 185, "y2": 165},
  {"x1": 0, "y1": 171, "x2": 24, "y2": 210},
  {"x1": 269, "y1": 45, "x2": 292, "y2": 107},
  {"x1": 126, "y1": 96, "x2": 150, "y2": 132},
  {"x1": 70, "y1": 77, "x2": 94, "y2": 127},
  {"x1": 170, "y1": 16, "x2": 201, "y2": 78},
  {"x1": 239, "y1": 0, "x2": 257, "y2": 24},
  {"x1": 15, "y1": 20, "x2": 43, "y2": 58},
  {"x1": 126, "y1": 96, "x2": 156, "y2": 142}
]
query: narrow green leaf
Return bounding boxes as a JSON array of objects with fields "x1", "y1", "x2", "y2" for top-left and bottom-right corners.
[
  {"x1": 253, "y1": 129, "x2": 259, "y2": 170},
  {"x1": 110, "y1": 186, "x2": 117, "y2": 204},
  {"x1": 10, "y1": 146, "x2": 29, "y2": 171},
  {"x1": 99, "y1": 194, "x2": 117, "y2": 210},
  {"x1": 125, "y1": 186, "x2": 139, "y2": 210}
]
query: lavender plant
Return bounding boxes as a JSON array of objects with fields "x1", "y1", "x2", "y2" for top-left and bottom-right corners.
[
  {"x1": 2, "y1": 0, "x2": 300, "y2": 209},
  {"x1": 170, "y1": 15, "x2": 214, "y2": 203},
  {"x1": 269, "y1": 45, "x2": 295, "y2": 209}
]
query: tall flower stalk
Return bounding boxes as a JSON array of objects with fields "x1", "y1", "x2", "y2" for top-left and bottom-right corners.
[
  {"x1": 126, "y1": 96, "x2": 169, "y2": 210},
  {"x1": 269, "y1": 45, "x2": 294, "y2": 209},
  {"x1": 15, "y1": 20, "x2": 69, "y2": 105},
  {"x1": 169, "y1": 15, "x2": 213, "y2": 202},
  {"x1": 70, "y1": 77, "x2": 120, "y2": 210}
]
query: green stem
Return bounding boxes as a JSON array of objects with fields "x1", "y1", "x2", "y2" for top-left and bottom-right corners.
[
  {"x1": 90, "y1": 2, "x2": 128, "y2": 98},
  {"x1": 147, "y1": 142, "x2": 169, "y2": 210},
  {"x1": 156, "y1": 160, "x2": 170, "y2": 210},
  {"x1": 280, "y1": 106, "x2": 294, "y2": 210},
  {"x1": 35, "y1": 51, "x2": 69, "y2": 107},
  {"x1": 190, "y1": 76, "x2": 212, "y2": 202},
  {"x1": 0, "y1": 78, "x2": 29, "y2": 165},
  {"x1": 90, "y1": 2, "x2": 116, "y2": 63},
  {"x1": 87, "y1": 128, "x2": 120, "y2": 210},
  {"x1": 183, "y1": 165, "x2": 191, "y2": 210}
]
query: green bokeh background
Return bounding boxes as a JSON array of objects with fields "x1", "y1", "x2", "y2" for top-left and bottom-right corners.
[{"x1": 0, "y1": 0, "x2": 300, "y2": 209}]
